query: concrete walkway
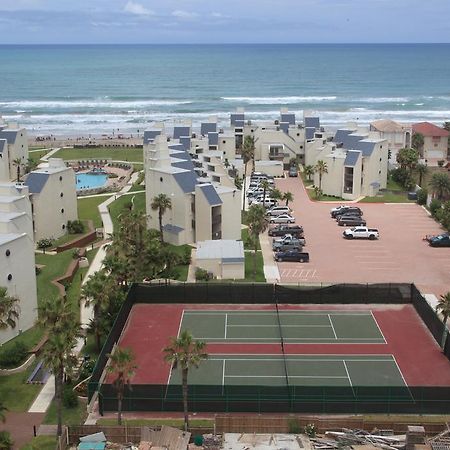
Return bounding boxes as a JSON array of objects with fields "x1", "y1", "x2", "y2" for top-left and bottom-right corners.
[
  {"x1": 28, "y1": 171, "x2": 142, "y2": 414},
  {"x1": 260, "y1": 232, "x2": 280, "y2": 283},
  {"x1": 40, "y1": 147, "x2": 61, "y2": 161}
]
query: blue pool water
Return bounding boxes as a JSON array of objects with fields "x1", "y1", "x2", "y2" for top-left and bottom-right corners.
[{"x1": 76, "y1": 172, "x2": 108, "y2": 190}]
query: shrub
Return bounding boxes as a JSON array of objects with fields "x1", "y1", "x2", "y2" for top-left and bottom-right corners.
[
  {"x1": 63, "y1": 384, "x2": 79, "y2": 408},
  {"x1": 438, "y1": 160, "x2": 445, "y2": 167},
  {"x1": 195, "y1": 268, "x2": 211, "y2": 281},
  {"x1": 78, "y1": 359, "x2": 96, "y2": 381},
  {"x1": 37, "y1": 238, "x2": 54, "y2": 250},
  {"x1": 0, "y1": 431, "x2": 13, "y2": 450},
  {"x1": 35, "y1": 266, "x2": 42, "y2": 275},
  {"x1": 72, "y1": 248, "x2": 80, "y2": 259},
  {"x1": 194, "y1": 436, "x2": 204, "y2": 446},
  {"x1": 304, "y1": 423, "x2": 318, "y2": 438},
  {"x1": 430, "y1": 198, "x2": 442, "y2": 217},
  {"x1": 417, "y1": 188, "x2": 428, "y2": 206},
  {"x1": 180, "y1": 247, "x2": 192, "y2": 265},
  {"x1": 67, "y1": 220, "x2": 85, "y2": 234},
  {"x1": 0, "y1": 341, "x2": 28, "y2": 368}
]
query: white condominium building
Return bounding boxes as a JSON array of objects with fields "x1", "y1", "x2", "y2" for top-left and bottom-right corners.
[{"x1": 0, "y1": 119, "x2": 29, "y2": 182}]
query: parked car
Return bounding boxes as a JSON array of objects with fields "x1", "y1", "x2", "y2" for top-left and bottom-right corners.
[
  {"x1": 268, "y1": 224, "x2": 304, "y2": 237},
  {"x1": 426, "y1": 233, "x2": 450, "y2": 247},
  {"x1": 247, "y1": 187, "x2": 265, "y2": 197},
  {"x1": 288, "y1": 166, "x2": 298, "y2": 177},
  {"x1": 273, "y1": 242, "x2": 303, "y2": 252},
  {"x1": 337, "y1": 215, "x2": 367, "y2": 227},
  {"x1": 274, "y1": 250, "x2": 309, "y2": 262},
  {"x1": 269, "y1": 214, "x2": 295, "y2": 224},
  {"x1": 266, "y1": 206, "x2": 292, "y2": 216},
  {"x1": 273, "y1": 234, "x2": 306, "y2": 250},
  {"x1": 331, "y1": 206, "x2": 363, "y2": 218},
  {"x1": 252, "y1": 197, "x2": 278, "y2": 208},
  {"x1": 330, "y1": 205, "x2": 347, "y2": 214},
  {"x1": 343, "y1": 226, "x2": 379, "y2": 240}
]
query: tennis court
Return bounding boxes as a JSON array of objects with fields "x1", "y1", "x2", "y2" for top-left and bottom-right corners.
[
  {"x1": 179, "y1": 309, "x2": 386, "y2": 344},
  {"x1": 168, "y1": 354, "x2": 407, "y2": 388}
]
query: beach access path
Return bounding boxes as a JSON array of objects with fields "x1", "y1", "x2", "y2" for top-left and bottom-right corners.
[{"x1": 29, "y1": 172, "x2": 141, "y2": 415}]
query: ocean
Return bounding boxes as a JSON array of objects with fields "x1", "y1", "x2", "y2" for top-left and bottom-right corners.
[{"x1": 1, "y1": 44, "x2": 450, "y2": 136}]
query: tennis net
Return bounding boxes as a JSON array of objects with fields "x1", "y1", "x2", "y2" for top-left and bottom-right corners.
[{"x1": 274, "y1": 293, "x2": 290, "y2": 388}]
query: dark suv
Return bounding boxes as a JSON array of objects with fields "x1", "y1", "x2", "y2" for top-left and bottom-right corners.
[
  {"x1": 331, "y1": 206, "x2": 362, "y2": 218},
  {"x1": 268, "y1": 224, "x2": 304, "y2": 237},
  {"x1": 337, "y1": 215, "x2": 367, "y2": 227}
]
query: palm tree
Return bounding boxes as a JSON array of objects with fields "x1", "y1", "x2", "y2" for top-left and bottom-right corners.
[
  {"x1": 107, "y1": 347, "x2": 136, "y2": 425},
  {"x1": 436, "y1": 292, "x2": 450, "y2": 348},
  {"x1": 430, "y1": 173, "x2": 450, "y2": 200},
  {"x1": 0, "y1": 287, "x2": 20, "y2": 331},
  {"x1": 246, "y1": 205, "x2": 268, "y2": 279},
  {"x1": 314, "y1": 160, "x2": 328, "y2": 191},
  {"x1": 163, "y1": 330, "x2": 208, "y2": 431},
  {"x1": 38, "y1": 296, "x2": 80, "y2": 437},
  {"x1": 282, "y1": 191, "x2": 294, "y2": 206},
  {"x1": 12, "y1": 158, "x2": 22, "y2": 183},
  {"x1": 151, "y1": 194, "x2": 172, "y2": 243},
  {"x1": 396, "y1": 147, "x2": 419, "y2": 175},
  {"x1": 313, "y1": 186, "x2": 323, "y2": 200},
  {"x1": 82, "y1": 270, "x2": 114, "y2": 352},
  {"x1": 412, "y1": 132, "x2": 424, "y2": 154},
  {"x1": 270, "y1": 188, "x2": 283, "y2": 203},
  {"x1": 416, "y1": 163, "x2": 428, "y2": 187},
  {"x1": 304, "y1": 165, "x2": 314, "y2": 182},
  {"x1": 260, "y1": 179, "x2": 270, "y2": 204},
  {"x1": 241, "y1": 136, "x2": 255, "y2": 211}
]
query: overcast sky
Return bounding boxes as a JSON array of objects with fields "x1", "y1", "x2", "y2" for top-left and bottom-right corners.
[{"x1": 0, "y1": 0, "x2": 449, "y2": 44}]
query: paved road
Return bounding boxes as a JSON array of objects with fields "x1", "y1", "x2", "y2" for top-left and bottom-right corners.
[{"x1": 271, "y1": 176, "x2": 449, "y2": 297}]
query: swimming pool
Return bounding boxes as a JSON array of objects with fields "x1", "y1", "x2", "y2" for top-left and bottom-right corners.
[{"x1": 76, "y1": 172, "x2": 108, "y2": 190}]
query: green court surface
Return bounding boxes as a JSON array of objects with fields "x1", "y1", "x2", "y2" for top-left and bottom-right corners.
[
  {"x1": 179, "y1": 310, "x2": 386, "y2": 344},
  {"x1": 168, "y1": 354, "x2": 407, "y2": 388}
]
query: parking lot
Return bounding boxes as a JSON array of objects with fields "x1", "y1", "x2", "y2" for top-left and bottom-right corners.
[{"x1": 271, "y1": 176, "x2": 449, "y2": 296}]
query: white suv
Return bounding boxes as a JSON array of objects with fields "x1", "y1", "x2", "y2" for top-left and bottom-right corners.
[{"x1": 266, "y1": 206, "x2": 292, "y2": 216}]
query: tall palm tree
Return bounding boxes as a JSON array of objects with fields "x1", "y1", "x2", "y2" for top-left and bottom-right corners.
[
  {"x1": 12, "y1": 158, "x2": 22, "y2": 183},
  {"x1": 304, "y1": 165, "x2": 314, "y2": 182},
  {"x1": 38, "y1": 296, "x2": 80, "y2": 437},
  {"x1": 82, "y1": 270, "x2": 114, "y2": 352},
  {"x1": 412, "y1": 132, "x2": 424, "y2": 154},
  {"x1": 430, "y1": 173, "x2": 450, "y2": 200},
  {"x1": 241, "y1": 136, "x2": 255, "y2": 212},
  {"x1": 151, "y1": 194, "x2": 172, "y2": 243},
  {"x1": 436, "y1": 292, "x2": 450, "y2": 348},
  {"x1": 282, "y1": 191, "x2": 294, "y2": 207},
  {"x1": 163, "y1": 331, "x2": 208, "y2": 431},
  {"x1": 246, "y1": 205, "x2": 268, "y2": 279},
  {"x1": 107, "y1": 347, "x2": 136, "y2": 425},
  {"x1": 0, "y1": 287, "x2": 20, "y2": 331},
  {"x1": 270, "y1": 188, "x2": 283, "y2": 203},
  {"x1": 416, "y1": 163, "x2": 428, "y2": 187},
  {"x1": 260, "y1": 179, "x2": 270, "y2": 204},
  {"x1": 314, "y1": 160, "x2": 328, "y2": 191}
]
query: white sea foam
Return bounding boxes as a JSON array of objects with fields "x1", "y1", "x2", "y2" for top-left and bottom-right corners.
[{"x1": 221, "y1": 96, "x2": 337, "y2": 104}]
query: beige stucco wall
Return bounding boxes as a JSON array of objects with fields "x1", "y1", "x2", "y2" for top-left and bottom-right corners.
[
  {"x1": 423, "y1": 136, "x2": 447, "y2": 165},
  {"x1": 217, "y1": 189, "x2": 241, "y2": 240},
  {"x1": 196, "y1": 258, "x2": 244, "y2": 280}
]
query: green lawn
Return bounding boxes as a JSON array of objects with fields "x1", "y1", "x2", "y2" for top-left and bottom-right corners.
[
  {"x1": 43, "y1": 397, "x2": 87, "y2": 426},
  {"x1": 241, "y1": 228, "x2": 260, "y2": 250},
  {"x1": 305, "y1": 187, "x2": 344, "y2": 202},
  {"x1": 128, "y1": 184, "x2": 145, "y2": 192},
  {"x1": 77, "y1": 195, "x2": 110, "y2": 229},
  {"x1": 52, "y1": 221, "x2": 90, "y2": 248},
  {"x1": 0, "y1": 362, "x2": 41, "y2": 411},
  {"x1": 132, "y1": 162, "x2": 144, "y2": 171},
  {"x1": 386, "y1": 177, "x2": 404, "y2": 191},
  {"x1": 97, "y1": 418, "x2": 214, "y2": 427},
  {"x1": 359, "y1": 192, "x2": 414, "y2": 203},
  {"x1": 108, "y1": 192, "x2": 145, "y2": 232},
  {"x1": 0, "y1": 327, "x2": 44, "y2": 368},
  {"x1": 52, "y1": 147, "x2": 143, "y2": 162},
  {"x1": 160, "y1": 244, "x2": 192, "y2": 282},
  {"x1": 21, "y1": 436, "x2": 57, "y2": 450},
  {"x1": 244, "y1": 251, "x2": 265, "y2": 282},
  {"x1": 28, "y1": 149, "x2": 50, "y2": 163}
]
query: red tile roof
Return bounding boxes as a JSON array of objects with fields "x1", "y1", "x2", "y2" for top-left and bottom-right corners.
[{"x1": 413, "y1": 122, "x2": 450, "y2": 137}]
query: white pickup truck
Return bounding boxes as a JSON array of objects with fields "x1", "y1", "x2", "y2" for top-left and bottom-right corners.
[
  {"x1": 343, "y1": 226, "x2": 379, "y2": 240},
  {"x1": 272, "y1": 234, "x2": 306, "y2": 250}
]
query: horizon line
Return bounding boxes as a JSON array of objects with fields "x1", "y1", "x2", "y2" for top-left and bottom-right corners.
[{"x1": 1, "y1": 42, "x2": 450, "y2": 46}]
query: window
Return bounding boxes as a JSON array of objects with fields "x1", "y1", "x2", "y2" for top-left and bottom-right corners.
[
  {"x1": 160, "y1": 177, "x2": 163, "y2": 182},
  {"x1": 59, "y1": 176, "x2": 63, "y2": 181},
  {"x1": 297, "y1": 133, "x2": 300, "y2": 136},
  {"x1": 223, "y1": 140, "x2": 226, "y2": 144},
  {"x1": 61, "y1": 208, "x2": 64, "y2": 213},
  {"x1": 5, "y1": 249, "x2": 10, "y2": 257},
  {"x1": 62, "y1": 224, "x2": 66, "y2": 230},
  {"x1": 7, "y1": 274, "x2": 12, "y2": 281},
  {"x1": 60, "y1": 192, "x2": 64, "y2": 197}
]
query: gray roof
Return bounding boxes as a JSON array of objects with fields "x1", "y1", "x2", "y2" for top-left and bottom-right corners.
[
  {"x1": 0, "y1": 140, "x2": 6, "y2": 154},
  {"x1": 222, "y1": 257, "x2": 245, "y2": 263},
  {"x1": 344, "y1": 150, "x2": 361, "y2": 167},
  {"x1": 170, "y1": 150, "x2": 191, "y2": 161},
  {"x1": 0, "y1": 233, "x2": 23, "y2": 246},
  {"x1": 172, "y1": 160, "x2": 195, "y2": 171},
  {"x1": 280, "y1": 122, "x2": 289, "y2": 133},
  {"x1": 0, "y1": 130, "x2": 20, "y2": 144},
  {"x1": 356, "y1": 140, "x2": 377, "y2": 157},
  {"x1": 208, "y1": 132, "x2": 219, "y2": 146},
  {"x1": 304, "y1": 117, "x2": 320, "y2": 129},
  {"x1": 179, "y1": 136, "x2": 191, "y2": 151},
  {"x1": 334, "y1": 128, "x2": 356, "y2": 145},
  {"x1": 24, "y1": 172, "x2": 49, "y2": 193},
  {"x1": 201, "y1": 122, "x2": 217, "y2": 136},
  {"x1": 173, "y1": 126, "x2": 191, "y2": 140},
  {"x1": 168, "y1": 143, "x2": 185, "y2": 151},
  {"x1": 162, "y1": 223, "x2": 184, "y2": 234},
  {"x1": 230, "y1": 113, "x2": 245, "y2": 125},
  {"x1": 196, "y1": 239, "x2": 244, "y2": 261},
  {"x1": 173, "y1": 171, "x2": 197, "y2": 193},
  {"x1": 199, "y1": 184, "x2": 222, "y2": 206},
  {"x1": 143, "y1": 129, "x2": 161, "y2": 144},
  {"x1": 281, "y1": 113, "x2": 295, "y2": 125}
]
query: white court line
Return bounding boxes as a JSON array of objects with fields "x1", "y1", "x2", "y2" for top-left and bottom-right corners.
[
  {"x1": 342, "y1": 360, "x2": 355, "y2": 395},
  {"x1": 328, "y1": 314, "x2": 338, "y2": 340},
  {"x1": 227, "y1": 324, "x2": 331, "y2": 328},
  {"x1": 225, "y1": 375, "x2": 349, "y2": 379},
  {"x1": 370, "y1": 311, "x2": 387, "y2": 344},
  {"x1": 392, "y1": 355, "x2": 410, "y2": 389},
  {"x1": 207, "y1": 355, "x2": 396, "y2": 361},
  {"x1": 222, "y1": 360, "x2": 226, "y2": 392},
  {"x1": 224, "y1": 313, "x2": 228, "y2": 339},
  {"x1": 177, "y1": 310, "x2": 185, "y2": 338},
  {"x1": 183, "y1": 310, "x2": 373, "y2": 316},
  {"x1": 196, "y1": 337, "x2": 385, "y2": 341}
]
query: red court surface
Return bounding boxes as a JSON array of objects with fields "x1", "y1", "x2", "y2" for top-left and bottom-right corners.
[{"x1": 109, "y1": 303, "x2": 450, "y2": 387}]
